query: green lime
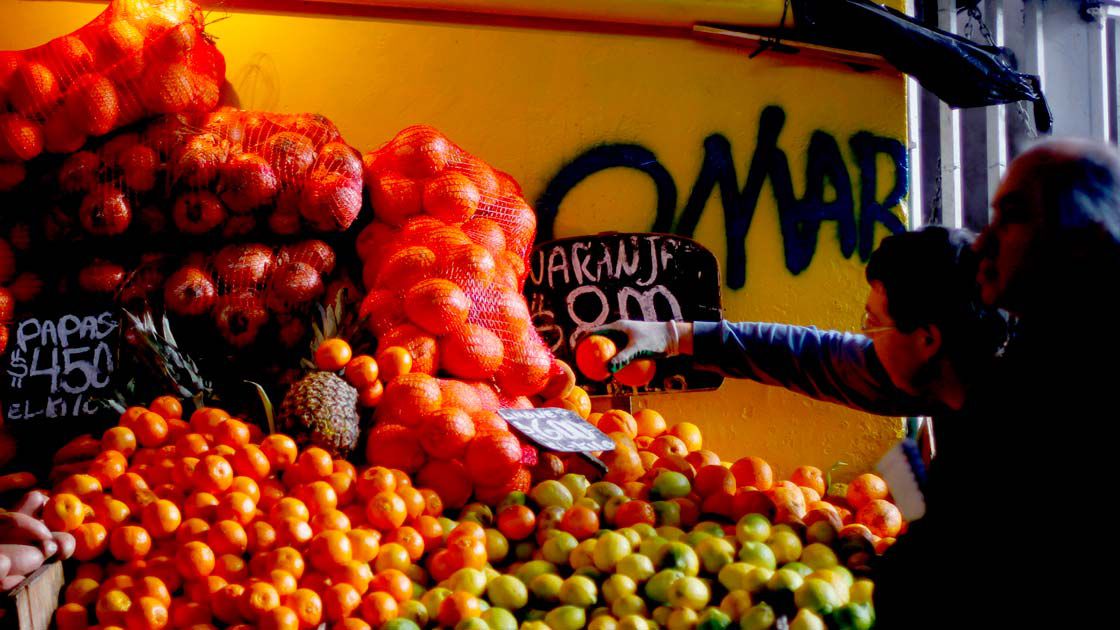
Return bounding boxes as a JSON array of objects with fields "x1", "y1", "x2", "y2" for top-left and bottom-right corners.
[
  {"x1": 482, "y1": 608, "x2": 518, "y2": 630},
  {"x1": 529, "y1": 573, "x2": 564, "y2": 604},
  {"x1": 639, "y1": 536, "x2": 668, "y2": 558},
  {"x1": 449, "y1": 568, "x2": 488, "y2": 596},
  {"x1": 651, "y1": 470, "x2": 692, "y2": 500},
  {"x1": 782, "y1": 562, "x2": 813, "y2": 578},
  {"x1": 559, "y1": 575, "x2": 598, "y2": 608},
  {"x1": 742, "y1": 567, "x2": 773, "y2": 594},
  {"x1": 560, "y1": 474, "x2": 591, "y2": 501},
  {"x1": 616, "y1": 553, "x2": 656, "y2": 583},
  {"x1": 737, "y1": 541, "x2": 777, "y2": 570},
  {"x1": 828, "y1": 602, "x2": 875, "y2": 630},
  {"x1": 421, "y1": 587, "x2": 451, "y2": 619},
  {"x1": 719, "y1": 561, "x2": 754, "y2": 591},
  {"x1": 602, "y1": 574, "x2": 638, "y2": 604},
  {"x1": 766, "y1": 568, "x2": 804, "y2": 593},
  {"x1": 644, "y1": 569, "x2": 685, "y2": 604},
  {"x1": 487, "y1": 575, "x2": 529, "y2": 610},
  {"x1": 498, "y1": 491, "x2": 528, "y2": 511},
  {"x1": 805, "y1": 521, "x2": 838, "y2": 546},
  {"x1": 655, "y1": 541, "x2": 700, "y2": 576},
  {"x1": 696, "y1": 536, "x2": 736, "y2": 574},
  {"x1": 735, "y1": 514, "x2": 771, "y2": 544},
  {"x1": 575, "y1": 497, "x2": 602, "y2": 512},
  {"x1": 767, "y1": 531, "x2": 802, "y2": 565},
  {"x1": 542, "y1": 531, "x2": 579, "y2": 565},
  {"x1": 794, "y1": 579, "x2": 841, "y2": 615},
  {"x1": 592, "y1": 531, "x2": 632, "y2": 572},
  {"x1": 515, "y1": 560, "x2": 558, "y2": 584},
  {"x1": 461, "y1": 503, "x2": 494, "y2": 526},
  {"x1": 456, "y1": 618, "x2": 490, "y2": 630},
  {"x1": 616, "y1": 528, "x2": 642, "y2": 549},
  {"x1": 588, "y1": 482, "x2": 625, "y2": 507},
  {"x1": 399, "y1": 600, "x2": 429, "y2": 626},
  {"x1": 800, "y1": 544, "x2": 838, "y2": 571},
  {"x1": 603, "y1": 496, "x2": 631, "y2": 522},
  {"x1": 382, "y1": 619, "x2": 421, "y2": 630},
  {"x1": 652, "y1": 606, "x2": 673, "y2": 626},
  {"x1": 790, "y1": 609, "x2": 826, "y2": 630},
  {"x1": 588, "y1": 615, "x2": 619, "y2": 630},
  {"x1": 849, "y1": 579, "x2": 874, "y2": 605},
  {"x1": 570, "y1": 539, "x2": 598, "y2": 570},
  {"x1": 652, "y1": 501, "x2": 682, "y2": 527},
  {"x1": 739, "y1": 603, "x2": 776, "y2": 630},
  {"x1": 532, "y1": 481, "x2": 575, "y2": 509},
  {"x1": 545, "y1": 605, "x2": 586, "y2": 630},
  {"x1": 655, "y1": 526, "x2": 686, "y2": 541},
  {"x1": 668, "y1": 576, "x2": 711, "y2": 610},
  {"x1": 485, "y1": 529, "x2": 509, "y2": 563},
  {"x1": 617, "y1": 615, "x2": 651, "y2": 630},
  {"x1": 697, "y1": 607, "x2": 733, "y2": 630},
  {"x1": 610, "y1": 594, "x2": 648, "y2": 618},
  {"x1": 685, "y1": 530, "x2": 714, "y2": 548}
]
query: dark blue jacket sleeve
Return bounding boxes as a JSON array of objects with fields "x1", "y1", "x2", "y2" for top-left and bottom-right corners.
[{"x1": 692, "y1": 321, "x2": 941, "y2": 417}]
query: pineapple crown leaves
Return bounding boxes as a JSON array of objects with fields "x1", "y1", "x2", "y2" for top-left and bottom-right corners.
[
  {"x1": 246, "y1": 380, "x2": 276, "y2": 436},
  {"x1": 302, "y1": 290, "x2": 369, "y2": 372},
  {"x1": 122, "y1": 309, "x2": 211, "y2": 408}
]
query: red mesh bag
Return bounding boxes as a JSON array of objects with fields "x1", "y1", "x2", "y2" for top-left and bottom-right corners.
[
  {"x1": 357, "y1": 125, "x2": 556, "y2": 506},
  {"x1": 0, "y1": 228, "x2": 41, "y2": 356},
  {"x1": 0, "y1": 0, "x2": 224, "y2": 187},
  {"x1": 67, "y1": 238, "x2": 352, "y2": 351},
  {"x1": 36, "y1": 108, "x2": 362, "y2": 245}
]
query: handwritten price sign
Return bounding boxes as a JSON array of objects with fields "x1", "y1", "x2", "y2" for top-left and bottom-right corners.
[
  {"x1": 3, "y1": 311, "x2": 118, "y2": 421},
  {"x1": 498, "y1": 407, "x2": 616, "y2": 453}
]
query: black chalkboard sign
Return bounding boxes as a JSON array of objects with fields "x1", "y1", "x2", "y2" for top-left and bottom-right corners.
[
  {"x1": 2, "y1": 309, "x2": 119, "y2": 422},
  {"x1": 498, "y1": 407, "x2": 616, "y2": 453},
  {"x1": 524, "y1": 233, "x2": 724, "y2": 395}
]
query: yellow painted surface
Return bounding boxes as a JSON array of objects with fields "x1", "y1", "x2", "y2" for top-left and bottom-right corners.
[{"x1": 2, "y1": 0, "x2": 906, "y2": 478}]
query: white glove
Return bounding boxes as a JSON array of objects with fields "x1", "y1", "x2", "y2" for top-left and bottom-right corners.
[{"x1": 583, "y1": 320, "x2": 693, "y2": 373}]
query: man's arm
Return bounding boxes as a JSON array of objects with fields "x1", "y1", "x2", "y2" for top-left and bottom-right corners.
[{"x1": 690, "y1": 321, "x2": 938, "y2": 416}]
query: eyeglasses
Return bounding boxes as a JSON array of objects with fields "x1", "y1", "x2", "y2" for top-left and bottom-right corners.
[{"x1": 860, "y1": 311, "x2": 896, "y2": 335}]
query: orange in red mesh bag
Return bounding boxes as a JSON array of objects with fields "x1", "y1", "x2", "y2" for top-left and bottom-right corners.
[
  {"x1": 357, "y1": 125, "x2": 553, "y2": 398},
  {"x1": 42, "y1": 108, "x2": 363, "y2": 243},
  {"x1": 0, "y1": 0, "x2": 225, "y2": 188}
]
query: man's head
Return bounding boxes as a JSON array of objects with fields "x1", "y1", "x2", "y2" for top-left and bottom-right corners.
[
  {"x1": 865, "y1": 227, "x2": 1007, "y2": 398},
  {"x1": 975, "y1": 138, "x2": 1120, "y2": 314}
]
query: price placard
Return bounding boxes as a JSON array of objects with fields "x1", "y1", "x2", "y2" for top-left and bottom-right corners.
[
  {"x1": 498, "y1": 407, "x2": 616, "y2": 453},
  {"x1": 2, "y1": 310, "x2": 119, "y2": 422}
]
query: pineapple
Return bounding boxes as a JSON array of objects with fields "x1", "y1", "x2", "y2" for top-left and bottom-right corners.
[
  {"x1": 277, "y1": 294, "x2": 365, "y2": 457},
  {"x1": 278, "y1": 371, "x2": 359, "y2": 457}
]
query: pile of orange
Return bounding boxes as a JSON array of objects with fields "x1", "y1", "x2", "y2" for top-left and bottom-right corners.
[
  {"x1": 355, "y1": 126, "x2": 571, "y2": 509},
  {"x1": 587, "y1": 407, "x2": 905, "y2": 552},
  {"x1": 47, "y1": 397, "x2": 482, "y2": 630}
]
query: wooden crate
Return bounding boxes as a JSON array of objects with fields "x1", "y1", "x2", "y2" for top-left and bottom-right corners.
[{"x1": 1, "y1": 561, "x2": 63, "y2": 630}]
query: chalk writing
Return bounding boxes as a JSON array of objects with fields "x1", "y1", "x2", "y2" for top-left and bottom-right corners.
[
  {"x1": 4, "y1": 311, "x2": 118, "y2": 421},
  {"x1": 535, "y1": 106, "x2": 909, "y2": 289}
]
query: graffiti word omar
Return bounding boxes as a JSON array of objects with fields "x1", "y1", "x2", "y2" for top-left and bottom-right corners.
[{"x1": 535, "y1": 105, "x2": 908, "y2": 289}]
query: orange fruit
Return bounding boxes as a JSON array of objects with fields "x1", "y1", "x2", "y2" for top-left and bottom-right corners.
[
  {"x1": 103, "y1": 426, "x2": 139, "y2": 457},
  {"x1": 140, "y1": 499, "x2": 181, "y2": 539},
  {"x1": 270, "y1": 546, "x2": 307, "y2": 579},
  {"x1": 560, "y1": 505, "x2": 600, "y2": 540},
  {"x1": 385, "y1": 526, "x2": 424, "y2": 561},
  {"x1": 297, "y1": 447, "x2": 334, "y2": 479},
  {"x1": 438, "y1": 324, "x2": 503, "y2": 380},
  {"x1": 730, "y1": 456, "x2": 774, "y2": 491},
  {"x1": 177, "y1": 517, "x2": 211, "y2": 545},
  {"x1": 403, "y1": 278, "x2": 471, "y2": 335},
  {"x1": 365, "y1": 491, "x2": 408, "y2": 532},
  {"x1": 64, "y1": 577, "x2": 100, "y2": 606},
  {"x1": 598, "y1": 410, "x2": 638, "y2": 438},
  {"x1": 183, "y1": 491, "x2": 220, "y2": 521},
  {"x1": 345, "y1": 355, "x2": 380, "y2": 389},
  {"x1": 131, "y1": 576, "x2": 171, "y2": 608},
  {"x1": 788, "y1": 465, "x2": 825, "y2": 496},
  {"x1": 370, "y1": 568, "x2": 412, "y2": 603},
  {"x1": 309, "y1": 530, "x2": 354, "y2": 571},
  {"x1": 170, "y1": 600, "x2": 211, "y2": 627},
  {"x1": 359, "y1": 591, "x2": 398, "y2": 626},
  {"x1": 575, "y1": 335, "x2": 617, "y2": 381},
  {"x1": 216, "y1": 491, "x2": 257, "y2": 526},
  {"x1": 438, "y1": 591, "x2": 481, "y2": 627},
  {"x1": 374, "y1": 542, "x2": 413, "y2": 573},
  {"x1": 668, "y1": 422, "x2": 703, "y2": 452},
  {"x1": 615, "y1": 359, "x2": 656, "y2": 387},
  {"x1": 72, "y1": 522, "x2": 109, "y2": 561},
  {"x1": 193, "y1": 455, "x2": 234, "y2": 493},
  {"x1": 358, "y1": 382, "x2": 385, "y2": 408},
  {"x1": 276, "y1": 517, "x2": 314, "y2": 547},
  {"x1": 376, "y1": 346, "x2": 413, "y2": 382},
  {"x1": 259, "y1": 605, "x2": 300, "y2": 630},
  {"x1": 332, "y1": 560, "x2": 374, "y2": 594},
  {"x1": 324, "y1": 583, "x2": 362, "y2": 622},
  {"x1": 176, "y1": 541, "x2": 216, "y2": 579},
  {"x1": 175, "y1": 433, "x2": 210, "y2": 458},
  {"x1": 634, "y1": 408, "x2": 668, "y2": 438},
  {"x1": 856, "y1": 498, "x2": 903, "y2": 537},
  {"x1": 131, "y1": 411, "x2": 170, "y2": 448},
  {"x1": 312, "y1": 509, "x2": 353, "y2": 534},
  {"x1": 565, "y1": 386, "x2": 592, "y2": 419},
  {"x1": 43, "y1": 492, "x2": 87, "y2": 532},
  {"x1": 96, "y1": 588, "x2": 132, "y2": 626},
  {"x1": 215, "y1": 418, "x2": 252, "y2": 448},
  {"x1": 232, "y1": 444, "x2": 272, "y2": 480},
  {"x1": 847, "y1": 473, "x2": 890, "y2": 510},
  {"x1": 284, "y1": 588, "x2": 323, "y2": 628},
  {"x1": 347, "y1": 528, "x2": 381, "y2": 564},
  {"x1": 418, "y1": 408, "x2": 476, "y2": 460},
  {"x1": 149, "y1": 396, "x2": 182, "y2": 420},
  {"x1": 231, "y1": 476, "x2": 262, "y2": 503},
  {"x1": 214, "y1": 554, "x2": 249, "y2": 583},
  {"x1": 212, "y1": 582, "x2": 245, "y2": 624},
  {"x1": 294, "y1": 480, "x2": 339, "y2": 516},
  {"x1": 110, "y1": 525, "x2": 152, "y2": 561},
  {"x1": 396, "y1": 487, "x2": 425, "y2": 521},
  {"x1": 271, "y1": 497, "x2": 311, "y2": 522},
  {"x1": 190, "y1": 407, "x2": 230, "y2": 435},
  {"x1": 356, "y1": 467, "x2": 397, "y2": 500},
  {"x1": 648, "y1": 435, "x2": 688, "y2": 460},
  {"x1": 55, "y1": 602, "x2": 89, "y2": 630},
  {"x1": 261, "y1": 435, "x2": 299, "y2": 470},
  {"x1": 378, "y1": 373, "x2": 442, "y2": 428},
  {"x1": 207, "y1": 520, "x2": 249, "y2": 555},
  {"x1": 694, "y1": 465, "x2": 737, "y2": 497},
  {"x1": 614, "y1": 500, "x2": 657, "y2": 527},
  {"x1": 685, "y1": 449, "x2": 722, "y2": 469},
  {"x1": 315, "y1": 338, "x2": 353, "y2": 371},
  {"x1": 248, "y1": 520, "x2": 279, "y2": 554},
  {"x1": 241, "y1": 581, "x2": 282, "y2": 621}
]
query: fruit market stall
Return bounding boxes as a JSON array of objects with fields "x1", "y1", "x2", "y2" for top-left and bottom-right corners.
[{"x1": 1, "y1": 1, "x2": 918, "y2": 628}]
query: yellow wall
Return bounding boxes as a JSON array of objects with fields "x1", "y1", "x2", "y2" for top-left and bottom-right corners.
[{"x1": 2, "y1": 0, "x2": 906, "y2": 479}]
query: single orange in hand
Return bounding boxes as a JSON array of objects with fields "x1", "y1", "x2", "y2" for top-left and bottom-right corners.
[
  {"x1": 575, "y1": 334, "x2": 617, "y2": 381},
  {"x1": 615, "y1": 359, "x2": 657, "y2": 387}
]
